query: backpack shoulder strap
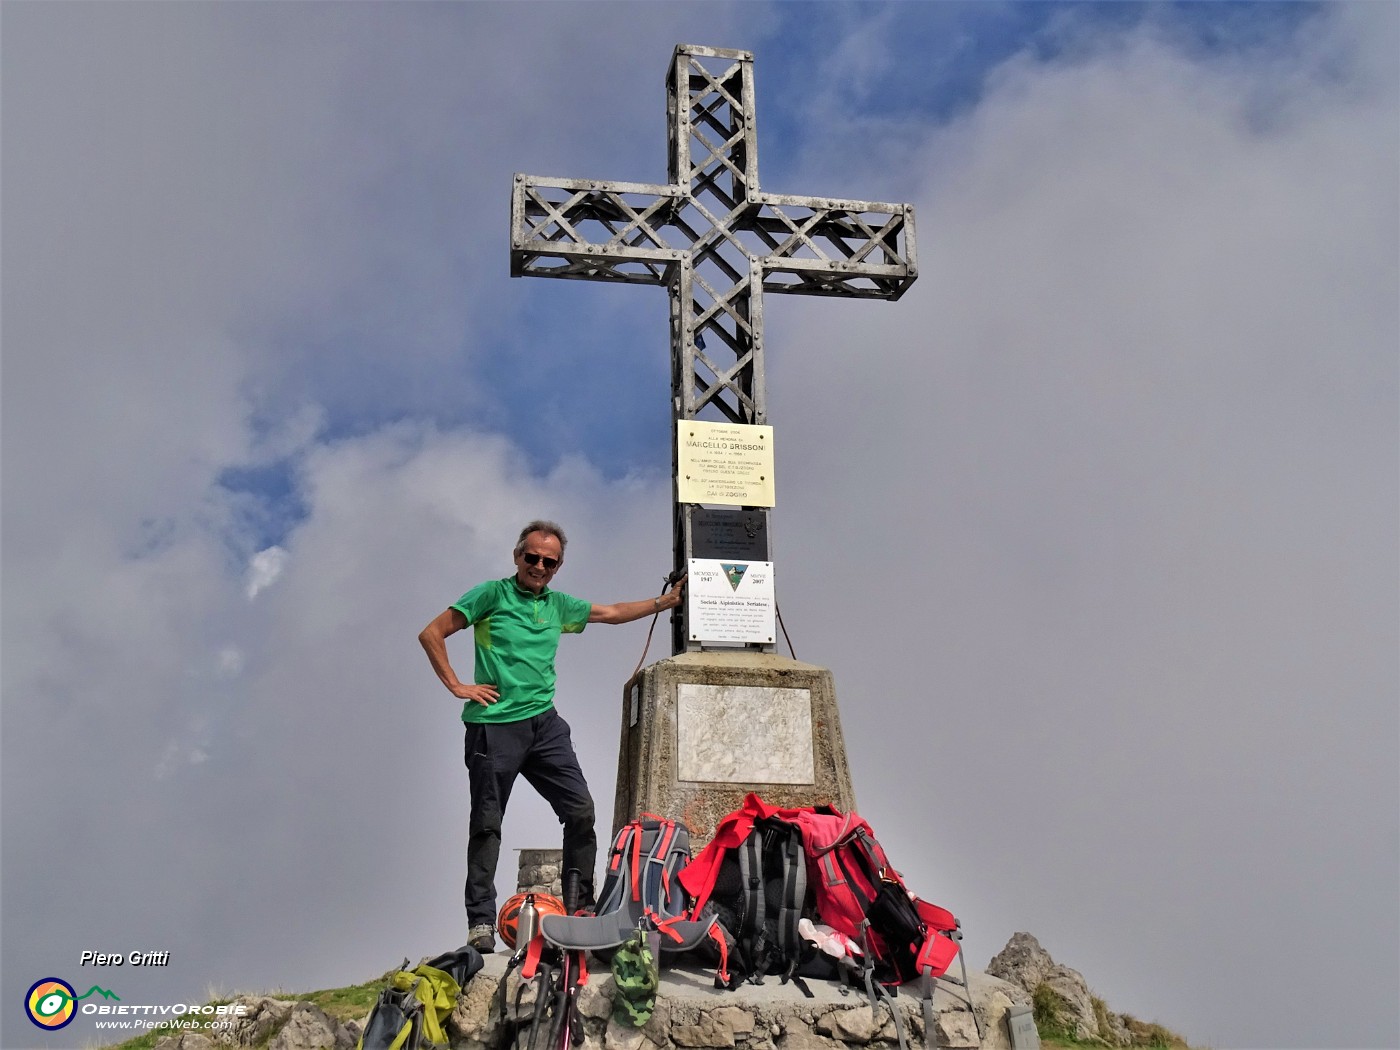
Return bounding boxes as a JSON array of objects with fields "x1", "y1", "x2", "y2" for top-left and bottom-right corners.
[
  {"x1": 773, "y1": 821, "x2": 807, "y2": 968},
  {"x1": 738, "y1": 824, "x2": 763, "y2": 940},
  {"x1": 639, "y1": 817, "x2": 715, "y2": 951},
  {"x1": 595, "y1": 822, "x2": 642, "y2": 915}
]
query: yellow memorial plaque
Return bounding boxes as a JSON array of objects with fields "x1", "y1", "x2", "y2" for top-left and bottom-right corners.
[{"x1": 677, "y1": 420, "x2": 775, "y2": 507}]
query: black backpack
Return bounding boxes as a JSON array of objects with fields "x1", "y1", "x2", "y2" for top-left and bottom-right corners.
[{"x1": 699, "y1": 816, "x2": 836, "y2": 991}]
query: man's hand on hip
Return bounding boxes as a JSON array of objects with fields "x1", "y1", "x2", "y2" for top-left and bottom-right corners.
[{"x1": 452, "y1": 683, "x2": 500, "y2": 706}]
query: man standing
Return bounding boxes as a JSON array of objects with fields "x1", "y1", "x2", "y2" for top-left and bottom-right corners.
[{"x1": 418, "y1": 520, "x2": 685, "y2": 952}]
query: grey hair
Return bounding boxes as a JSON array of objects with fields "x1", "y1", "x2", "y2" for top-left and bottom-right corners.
[{"x1": 515, "y1": 520, "x2": 568, "y2": 555}]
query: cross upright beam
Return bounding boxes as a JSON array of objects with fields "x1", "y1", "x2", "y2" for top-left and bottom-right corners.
[{"x1": 511, "y1": 44, "x2": 918, "y2": 654}]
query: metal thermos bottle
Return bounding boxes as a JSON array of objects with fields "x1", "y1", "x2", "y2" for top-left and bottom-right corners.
[{"x1": 516, "y1": 893, "x2": 539, "y2": 949}]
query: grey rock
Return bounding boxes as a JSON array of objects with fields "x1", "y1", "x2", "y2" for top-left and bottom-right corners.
[
  {"x1": 222, "y1": 995, "x2": 294, "y2": 1047},
  {"x1": 709, "y1": 1006, "x2": 755, "y2": 1037},
  {"x1": 934, "y1": 1010, "x2": 982, "y2": 1050},
  {"x1": 1103, "y1": 1010, "x2": 1134, "y2": 1047},
  {"x1": 672, "y1": 1013, "x2": 737, "y2": 1047},
  {"x1": 605, "y1": 1021, "x2": 664, "y2": 1050},
  {"x1": 986, "y1": 932, "x2": 1100, "y2": 1042},
  {"x1": 640, "y1": 993, "x2": 676, "y2": 1045},
  {"x1": 579, "y1": 979, "x2": 616, "y2": 1021},
  {"x1": 268, "y1": 1002, "x2": 356, "y2": 1050},
  {"x1": 815, "y1": 1005, "x2": 887, "y2": 1044},
  {"x1": 775, "y1": 1024, "x2": 845, "y2": 1050},
  {"x1": 977, "y1": 988, "x2": 1019, "y2": 1050},
  {"x1": 985, "y1": 932, "x2": 1056, "y2": 995}
]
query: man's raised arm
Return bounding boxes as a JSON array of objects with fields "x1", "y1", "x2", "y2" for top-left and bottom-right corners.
[{"x1": 588, "y1": 574, "x2": 687, "y2": 625}]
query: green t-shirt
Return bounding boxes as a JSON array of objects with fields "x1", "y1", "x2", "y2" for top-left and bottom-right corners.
[{"x1": 451, "y1": 576, "x2": 592, "y2": 724}]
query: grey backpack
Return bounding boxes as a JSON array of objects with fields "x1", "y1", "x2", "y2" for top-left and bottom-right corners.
[{"x1": 540, "y1": 816, "x2": 715, "y2": 957}]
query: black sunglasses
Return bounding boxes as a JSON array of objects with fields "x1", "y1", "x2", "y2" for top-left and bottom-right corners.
[{"x1": 521, "y1": 552, "x2": 560, "y2": 570}]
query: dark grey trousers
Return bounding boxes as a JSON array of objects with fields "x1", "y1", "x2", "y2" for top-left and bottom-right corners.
[{"x1": 463, "y1": 708, "x2": 596, "y2": 927}]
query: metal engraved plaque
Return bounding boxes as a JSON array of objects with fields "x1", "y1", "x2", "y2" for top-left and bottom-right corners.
[
  {"x1": 677, "y1": 420, "x2": 776, "y2": 508},
  {"x1": 676, "y1": 683, "x2": 814, "y2": 784},
  {"x1": 691, "y1": 509, "x2": 770, "y2": 560}
]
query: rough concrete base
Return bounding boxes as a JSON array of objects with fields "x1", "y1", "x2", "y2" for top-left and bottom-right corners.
[
  {"x1": 450, "y1": 951, "x2": 1021, "y2": 1050},
  {"x1": 614, "y1": 653, "x2": 858, "y2": 846}
]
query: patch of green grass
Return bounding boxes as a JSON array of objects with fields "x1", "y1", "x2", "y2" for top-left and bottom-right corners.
[
  {"x1": 1092, "y1": 994, "x2": 1114, "y2": 1036},
  {"x1": 1031, "y1": 981, "x2": 1196, "y2": 1049},
  {"x1": 1117, "y1": 1012, "x2": 1193, "y2": 1048},
  {"x1": 285, "y1": 978, "x2": 383, "y2": 1023},
  {"x1": 1032, "y1": 982, "x2": 1081, "y2": 1042}
]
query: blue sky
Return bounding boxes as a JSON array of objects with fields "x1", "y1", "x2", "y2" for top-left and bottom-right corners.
[{"x1": 3, "y1": 4, "x2": 1396, "y2": 1049}]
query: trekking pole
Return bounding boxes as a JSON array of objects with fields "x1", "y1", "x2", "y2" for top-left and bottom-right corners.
[
  {"x1": 557, "y1": 868, "x2": 586, "y2": 1049},
  {"x1": 550, "y1": 869, "x2": 578, "y2": 1050},
  {"x1": 525, "y1": 961, "x2": 552, "y2": 1050},
  {"x1": 547, "y1": 946, "x2": 569, "y2": 1050}
]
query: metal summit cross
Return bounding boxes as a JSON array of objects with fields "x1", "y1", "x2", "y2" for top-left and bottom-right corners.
[{"x1": 511, "y1": 44, "x2": 918, "y2": 656}]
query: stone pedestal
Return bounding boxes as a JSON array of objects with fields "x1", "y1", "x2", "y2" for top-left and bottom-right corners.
[
  {"x1": 516, "y1": 848, "x2": 564, "y2": 897},
  {"x1": 613, "y1": 652, "x2": 857, "y2": 845}
]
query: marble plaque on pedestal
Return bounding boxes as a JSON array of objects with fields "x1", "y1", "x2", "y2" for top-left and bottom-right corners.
[{"x1": 676, "y1": 683, "x2": 814, "y2": 784}]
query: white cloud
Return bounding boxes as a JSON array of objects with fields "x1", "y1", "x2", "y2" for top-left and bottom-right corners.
[
  {"x1": 217, "y1": 647, "x2": 247, "y2": 677},
  {"x1": 154, "y1": 740, "x2": 212, "y2": 781},
  {"x1": 245, "y1": 547, "x2": 290, "y2": 601}
]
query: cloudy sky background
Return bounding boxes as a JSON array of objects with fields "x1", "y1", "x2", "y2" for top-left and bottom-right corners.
[{"x1": 3, "y1": 4, "x2": 1396, "y2": 1049}]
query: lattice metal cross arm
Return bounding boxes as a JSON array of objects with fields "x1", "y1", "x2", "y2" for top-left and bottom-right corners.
[
  {"x1": 742, "y1": 196, "x2": 917, "y2": 299},
  {"x1": 511, "y1": 175, "x2": 686, "y2": 285}
]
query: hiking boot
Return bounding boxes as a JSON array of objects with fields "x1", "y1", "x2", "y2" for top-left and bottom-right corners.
[{"x1": 468, "y1": 924, "x2": 496, "y2": 954}]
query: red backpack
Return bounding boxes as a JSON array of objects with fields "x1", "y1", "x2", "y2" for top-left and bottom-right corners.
[
  {"x1": 680, "y1": 794, "x2": 967, "y2": 987},
  {"x1": 792, "y1": 806, "x2": 962, "y2": 986}
]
